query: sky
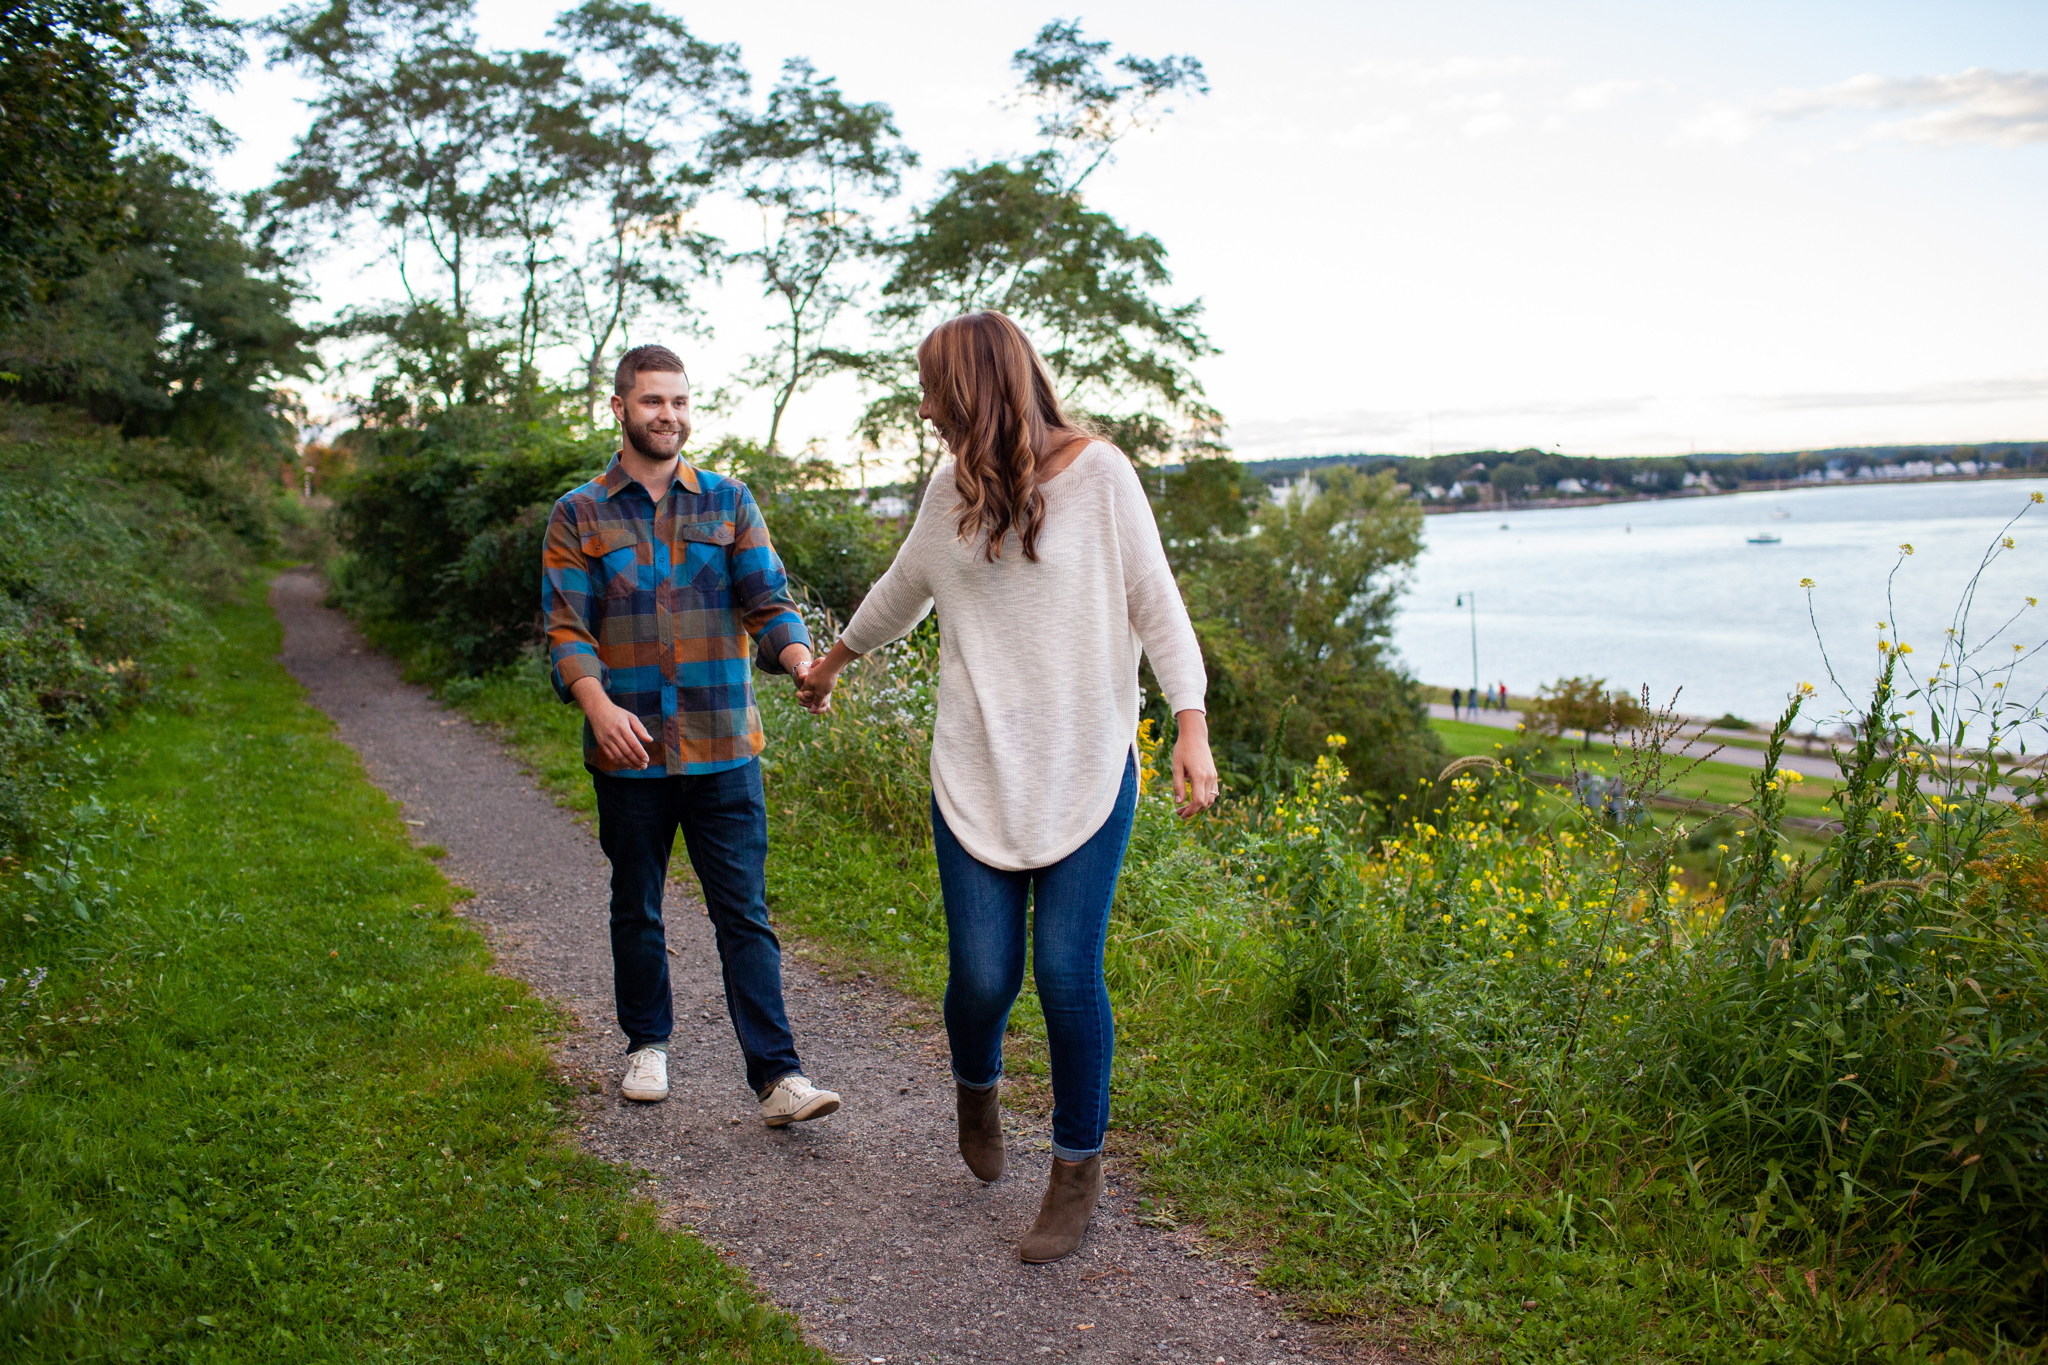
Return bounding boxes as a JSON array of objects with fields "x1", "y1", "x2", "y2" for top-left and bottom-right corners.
[{"x1": 199, "y1": 1, "x2": 2048, "y2": 472}]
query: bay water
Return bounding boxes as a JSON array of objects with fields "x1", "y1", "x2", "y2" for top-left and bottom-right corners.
[{"x1": 1392, "y1": 477, "x2": 2048, "y2": 733}]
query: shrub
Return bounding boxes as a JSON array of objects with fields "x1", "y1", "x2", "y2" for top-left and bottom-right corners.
[
  {"x1": 328, "y1": 404, "x2": 608, "y2": 674},
  {"x1": 695, "y1": 439, "x2": 901, "y2": 620},
  {"x1": 0, "y1": 402, "x2": 285, "y2": 854}
]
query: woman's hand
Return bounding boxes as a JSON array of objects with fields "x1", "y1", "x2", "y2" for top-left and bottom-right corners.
[
  {"x1": 796, "y1": 640, "x2": 860, "y2": 714},
  {"x1": 1170, "y1": 710, "x2": 1219, "y2": 817}
]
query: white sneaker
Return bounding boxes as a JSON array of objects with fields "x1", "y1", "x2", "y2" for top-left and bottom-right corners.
[
  {"x1": 620, "y1": 1048, "x2": 669, "y2": 1103},
  {"x1": 759, "y1": 1073, "x2": 840, "y2": 1127}
]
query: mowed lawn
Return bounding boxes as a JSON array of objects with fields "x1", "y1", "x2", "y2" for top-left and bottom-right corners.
[
  {"x1": 0, "y1": 579, "x2": 817, "y2": 1363},
  {"x1": 1429, "y1": 717, "x2": 1844, "y2": 822}
]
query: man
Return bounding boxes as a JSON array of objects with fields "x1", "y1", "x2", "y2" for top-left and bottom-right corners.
[{"x1": 541, "y1": 343, "x2": 840, "y2": 1127}]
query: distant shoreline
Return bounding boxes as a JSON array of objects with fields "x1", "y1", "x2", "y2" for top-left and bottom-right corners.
[{"x1": 1418, "y1": 467, "x2": 2041, "y2": 516}]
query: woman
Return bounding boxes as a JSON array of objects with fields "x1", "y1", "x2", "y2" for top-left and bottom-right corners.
[{"x1": 797, "y1": 311, "x2": 1217, "y2": 1263}]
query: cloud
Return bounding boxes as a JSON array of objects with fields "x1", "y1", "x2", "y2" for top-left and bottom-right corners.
[
  {"x1": 1679, "y1": 68, "x2": 2048, "y2": 147},
  {"x1": 1464, "y1": 111, "x2": 1516, "y2": 138},
  {"x1": 1349, "y1": 55, "x2": 1530, "y2": 86},
  {"x1": 1566, "y1": 79, "x2": 1652, "y2": 111},
  {"x1": 1330, "y1": 114, "x2": 1413, "y2": 148},
  {"x1": 1745, "y1": 374, "x2": 2048, "y2": 412}
]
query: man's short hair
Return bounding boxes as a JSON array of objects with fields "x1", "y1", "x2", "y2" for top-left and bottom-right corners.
[{"x1": 614, "y1": 344, "x2": 687, "y2": 396}]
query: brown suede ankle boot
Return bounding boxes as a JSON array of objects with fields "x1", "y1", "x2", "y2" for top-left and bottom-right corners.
[
  {"x1": 956, "y1": 1082, "x2": 1005, "y2": 1182},
  {"x1": 1017, "y1": 1155, "x2": 1103, "y2": 1263}
]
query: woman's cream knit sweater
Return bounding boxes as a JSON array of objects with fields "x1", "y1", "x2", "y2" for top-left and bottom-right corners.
[{"x1": 838, "y1": 442, "x2": 1207, "y2": 871}]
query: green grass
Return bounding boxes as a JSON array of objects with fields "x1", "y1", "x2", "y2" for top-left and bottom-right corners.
[
  {"x1": 395, "y1": 653, "x2": 2042, "y2": 1364},
  {"x1": 0, "y1": 579, "x2": 819, "y2": 1363}
]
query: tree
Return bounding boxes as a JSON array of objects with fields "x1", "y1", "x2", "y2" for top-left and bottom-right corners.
[
  {"x1": 489, "y1": 47, "x2": 593, "y2": 393},
  {"x1": 266, "y1": 0, "x2": 547, "y2": 416},
  {"x1": 1171, "y1": 466, "x2": 1442, "y2": 798},
  {"x1": 550, "y1": 1, "x2": 744, "y2": 410},
  {"x1": 1528, "y1": 677, "x2": 1649, "y2": 750},
  {"x1": 708, "y1": 59, "x2": 914, "y2": 454},
  {"x1": 269, "y1": 1, "x2": 514, "y2": 327},
  {"x1": 867, "y1": 20, "x2": 1214, "y2": 470},
  {"x1": 0, "y1": 3, "x2": 308, "y2": 447},
  {"x1": 1, "y1": 1, "x2": 242, "y2": 318},
  {"x1": 694, "y1": 438, "x2": 896, "y2": 618}
]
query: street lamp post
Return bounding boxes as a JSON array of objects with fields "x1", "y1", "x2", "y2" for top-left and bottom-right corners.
[{"x1": 1455, "y1": 591, "x2": 1478, "y2": 708}]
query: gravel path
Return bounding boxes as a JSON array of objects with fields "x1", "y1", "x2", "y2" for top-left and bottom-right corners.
[{"x1": 270, "y1": 570, "x2": 1381, "y2": 1365}]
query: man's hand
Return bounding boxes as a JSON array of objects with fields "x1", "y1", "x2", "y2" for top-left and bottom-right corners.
[
  {"x1": 1171, "y1": 710, "x2": 1220, "y2": 818},
  {"x1": 778, "y1": 642, "x2": 813, "y2": 686},
  {"x1": 569, "y1": 675, "x2": 653, "y2": 770}
]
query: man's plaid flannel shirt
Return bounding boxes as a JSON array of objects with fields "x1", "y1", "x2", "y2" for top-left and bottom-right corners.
[{"x1": 543, "y1": 455, "x2": 810, "y2": 777}]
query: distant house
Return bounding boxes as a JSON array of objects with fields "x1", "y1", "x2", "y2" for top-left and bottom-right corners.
[
  {"x1": 1957, "y1": 461, "x2": 1980, "y2": 475},
  {"x1": 1682, "y1": 470, "x2": 1718, "y2": 490},
  {"x1": 1934, "y1": 461, "x2": 1960, "y2": 476},
  {"x1": 1901, "y1": 461, "x2": 1935, "y2": 478},
  {"x1": 867, "y1": 494, "x2": 910, "y2": 518},
  {"x1": 1555, "y1": 477, "x2": 1585, "y2": 494},
  {"x1": 1425, "y1": 484, "x2": 1447, "y2": 500}
]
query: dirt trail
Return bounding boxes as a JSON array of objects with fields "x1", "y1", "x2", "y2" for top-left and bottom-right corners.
[{"x1": 269, "y1": 570, "x2": 1365, "y2": 1364}]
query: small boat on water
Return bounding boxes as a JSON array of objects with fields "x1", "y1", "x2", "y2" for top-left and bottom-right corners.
[
  {"x1": 1747, "y1": 532, "x2": 1783, "y2": 544},
  {"x1": 1771, "y1": 508, "x2": 1791, "y2": 520}
]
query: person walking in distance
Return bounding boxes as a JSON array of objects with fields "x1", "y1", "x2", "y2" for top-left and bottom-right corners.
[
  {"x1": 798, "y1": 312, "x2": 1218, "y2": 1263},
  {"x1": 542, "y1": 344, "x2": 841, "y2": 1128},
  {"x1": 1450, "y1": 686, "x2": 1463, "y2": 719}
]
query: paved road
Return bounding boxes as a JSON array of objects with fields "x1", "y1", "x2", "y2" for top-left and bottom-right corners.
[
  {"x1": 271, "y1": 569, "x2": 1372, "y2": 1365},
  {"x1": 1428, "y1": 703, "x2": 1849, "y2": 779}
]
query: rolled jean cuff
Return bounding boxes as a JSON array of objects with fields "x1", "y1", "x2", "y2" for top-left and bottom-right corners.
[
  {"x1": 1051, "y1": 1140, "x2": 1103, "y2": 1162},
  {"x1": 952, "y1": 1067, "x2": 1000, "y2": 1092},
  {"x1": 630, "y1": 1040, "x2": 670, "y2": 1056}
]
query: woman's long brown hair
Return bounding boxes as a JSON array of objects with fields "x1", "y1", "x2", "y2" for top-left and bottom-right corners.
[{"x1": 917, "y1": 311, "x2": 1088, "y2": 562}]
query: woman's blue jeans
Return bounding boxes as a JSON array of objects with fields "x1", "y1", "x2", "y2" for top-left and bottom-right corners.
[{"x1": 932, "y1": 754, "x2": 1137, "y2": 1160}]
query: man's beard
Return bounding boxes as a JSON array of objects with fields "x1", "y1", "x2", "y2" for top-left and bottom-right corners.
[{"x1": 624, "y1": 414, "x2": 688, "y2": 461}]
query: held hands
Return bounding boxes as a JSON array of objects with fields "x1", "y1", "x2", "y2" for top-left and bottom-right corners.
[
  {"x1": 1171, "y1": 710, "x2": 1220, "y2": 818},
  {"x1": 794, "y1": 641, "x2": 858, "y2": 714}
]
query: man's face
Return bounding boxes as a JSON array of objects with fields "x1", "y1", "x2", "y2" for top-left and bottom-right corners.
[{"x1": 611, "y1": 368, "x2": 691, "y2": 461}]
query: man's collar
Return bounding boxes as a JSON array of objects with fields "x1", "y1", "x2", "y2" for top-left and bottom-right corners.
[{"x1": 597, "y1": 453, "x2": 702, "y2": 499}]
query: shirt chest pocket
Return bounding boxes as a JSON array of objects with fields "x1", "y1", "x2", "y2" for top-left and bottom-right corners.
[
  {"x1": 676, "y1": 515, "x2": 735, "y2": 596},
  {"x1": 580, "y1": 526, "x2": 646, "y2": 599}
]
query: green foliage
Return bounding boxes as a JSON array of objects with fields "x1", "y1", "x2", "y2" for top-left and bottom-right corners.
[
  {"x1": 328, "y1": 403, "x2": 609, "y2": 674},
  {"x1": 0, "y1": 402, "x2": 288, "y2": 856},
  {"x1": 1528, "y1": 675, "x2": 1653, "y2": 748},
  {"x1": 3, "y1": 151, "x2": 312, "y2": 448},
  {"x1": 866, "y1": 21, "x2": 1214, "y2": 468},
  {"x1": 548, "y1": 1, "x2": 743, "y2": 404},
  {"x1": 707, "y1": 58, "x2": 914, "y2": 453},
  {"x1": 695, "y1": 438, "x2": 900, "y2": 619},
  {"x1": 401, "y1": 508, "x2": 2042, "y2": 1361},
  {"x1": 0, "y1": 6, "x2": 305, "y2": 448},
  {"x1": 0, "y1": 0, "x2": 242, "y2": 318},
  {"x1": 1170, "y1": 464, "x2": 1443, "y2": 799},
  {"x1": 0, "y1": 586, "x2": 821, "y2": 1361}
]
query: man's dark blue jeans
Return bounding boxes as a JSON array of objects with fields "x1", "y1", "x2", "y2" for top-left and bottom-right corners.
[{"x1": 592, "y1": 759, "x2": 802, "y2": 1095}]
